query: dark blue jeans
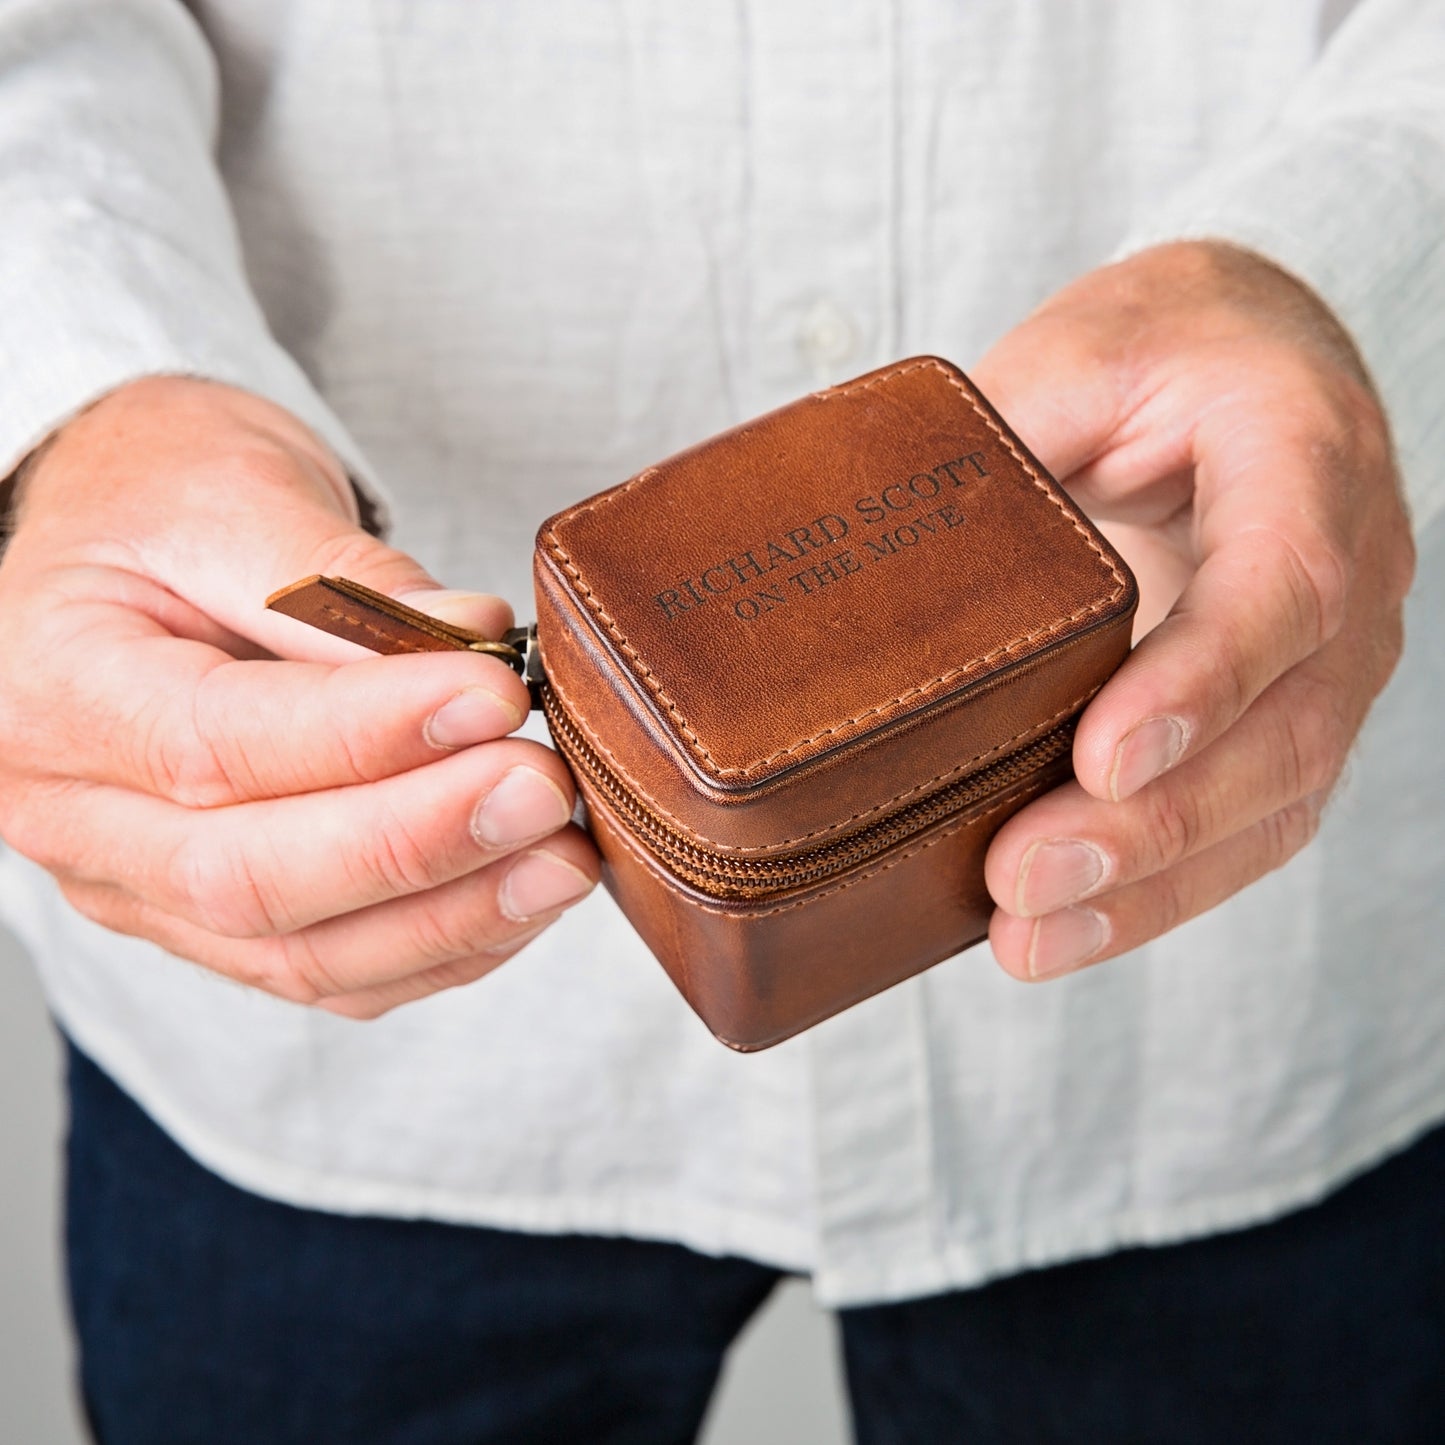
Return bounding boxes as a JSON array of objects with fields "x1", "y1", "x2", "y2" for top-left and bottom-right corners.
[{"x1": 66, "y1": 1039, "x2": 1445, "y2": 1444}]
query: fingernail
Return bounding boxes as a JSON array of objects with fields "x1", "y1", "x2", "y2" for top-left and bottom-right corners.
[
  {"x1": 1017, "y1": 840, "x2": 1107, "y2": 916},
  {"x1": 472, "y1": 766, "x2": 571, "y2": 848},
  {"x1": 426, "y1": 687, "x2": 524, "y2": 749},
  {"x1": 1110, "y1": 716, "x2": 1186, "y2": 800},
  {"x1": 498, "y1": 850, "x2": 596, "y2": 921},
  {"x1": 1027, "y1": 906, "x2": 1108, "y2": 979},
  {"x1": 396, "y1": 588, "x2": 511, "y2": 633}
]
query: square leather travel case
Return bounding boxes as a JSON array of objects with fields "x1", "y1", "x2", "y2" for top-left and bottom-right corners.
[{"x1": 270, "y1": 357, "x2": 1137, "y2": 1050}]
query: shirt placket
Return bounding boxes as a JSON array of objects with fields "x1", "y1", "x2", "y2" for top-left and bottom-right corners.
[
  {"x1": 741, "y1": 0, "x2": 939, "y2": 1304},
  {"x1": 740, "y1": 0, "x2": 902, "y2": 414}
]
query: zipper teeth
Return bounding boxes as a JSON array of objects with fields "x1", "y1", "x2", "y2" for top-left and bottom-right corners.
[{"x1": 541, "y1": 685, "x2": 1075, "y2": 901}]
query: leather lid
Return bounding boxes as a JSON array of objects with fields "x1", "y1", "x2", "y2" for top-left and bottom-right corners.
[{"x1": 536, "y1": 356, "x2": 1134, "y2": 797}]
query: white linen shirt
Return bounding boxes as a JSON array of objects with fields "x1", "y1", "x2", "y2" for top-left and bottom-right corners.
[{"x1": 1, "y1": 0, "x2": 1443, "y2": 1307}]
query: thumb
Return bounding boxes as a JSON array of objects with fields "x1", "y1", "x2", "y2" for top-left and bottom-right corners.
[
  {"x1": 390, "y1": 584, "x2": 516, "y2": 640},
  {"x1": 253, "y1": 512, "x2": 515, "y2": 663},
  {"x1": 137, "y1": 464, "x2": 516, "y2": 663},
  {"x1": 967, "y1": 302, "x2": 1128, "y2": 487},
  {"x1": 14, "y1": 375, "x2": 519, "y2": 661}
]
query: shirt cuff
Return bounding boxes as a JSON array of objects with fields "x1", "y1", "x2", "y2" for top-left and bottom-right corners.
[{"x1": 0, "y1": 198, "x2": 393, "y2": 536}]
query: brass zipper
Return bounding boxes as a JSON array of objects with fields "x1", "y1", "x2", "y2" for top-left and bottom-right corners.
[
  {"x1": 265, "y1": 576, "x2": 546, "y2": 696},
  {"x1": 263, "y1": 576, "x2": 1075, "y2": 903},
  {"x1": 541, "y1": 683, "x2": 1075, "y2": 902}
]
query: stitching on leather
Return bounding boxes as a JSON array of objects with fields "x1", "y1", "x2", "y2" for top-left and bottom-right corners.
[
  {"x1": 541, "y1": 359, "x2": 1127, "y2": 779},
  {"x1": 320, "y1": 602, "x2": 431, "y2": 653},
  {"x1": 547, "y1": 663, "x2": 1098, "y2": 853},
  {"x1": 594, "y1": 782, "x2": 1049, "y2": 919}
]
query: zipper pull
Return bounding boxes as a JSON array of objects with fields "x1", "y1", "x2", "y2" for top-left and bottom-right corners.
[
  {"x1": 501, "y1": 622, "x2": 545, "y2": 695},
  {"x1": 266, "y1": 575, "x2": 542, "y2": 707}
]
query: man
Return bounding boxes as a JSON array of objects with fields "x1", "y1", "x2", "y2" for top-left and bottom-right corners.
[{"x1": 0, "y1": 1, "x2": 1440, "y2": 1440}]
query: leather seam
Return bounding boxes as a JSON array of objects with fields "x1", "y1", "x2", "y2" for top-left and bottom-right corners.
[
  {"x1": 541, "y1": 358, "x2": 1127, "y2": 779},
  {"x1": 593, "y1": 783, "x2": 1042, "y2": 919},
  {"x1": 547, "y1": 664, "x2": 1098, "y2": 853},
  {"x1": 316, "y1": 601, "x2": 435, "y2": 654}
]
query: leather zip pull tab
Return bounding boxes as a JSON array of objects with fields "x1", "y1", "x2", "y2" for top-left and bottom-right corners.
[{"x1": 266, "y1": 575, "x2": 543, "y2": 707}]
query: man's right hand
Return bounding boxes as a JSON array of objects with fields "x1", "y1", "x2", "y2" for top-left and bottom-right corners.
[{"x1": 0, "y1": 377, "x2": 599, "y2": 1018}]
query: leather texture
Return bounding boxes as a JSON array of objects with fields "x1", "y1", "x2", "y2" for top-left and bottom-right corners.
[
  {"x1": 585, "y1": 751, "x2": 1074, "y2": 1051},
  {"x1": 267, "y1": 357, "x2": 1137, "y2": 1051},
  {"x1": 536, "y1": 356, "x2": 1137, "y2": 1049},
  {"x1": 266, "y1": 574, "x2": 527, "y2": 665}
]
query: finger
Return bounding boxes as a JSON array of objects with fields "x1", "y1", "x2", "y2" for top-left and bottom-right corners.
[
  {"x1": 969, "y1": 307, "x2": 1131, "y2": 483},
  {"x1": 257, "y1": 574, "x2": 518, "y2": 666},
  {"x1": 989, "y1": 793, "x2": 1324, "y2": 981},
  {"x1": 56, "y1": 826, "x2": 598, "y2": 1010},
  {"x1": 249, "y1": 524, "x2": 516, "y2": 663},
  {"x1": 314, "y1": 836, "x2": 599, "y2": 1016},
  {"x1": 14, "y1": 379, "x2": 516, "y2": 660},
  {"x1": 1071, "y1": 440, "x2": 1353, "y2": 802},
  {"x1": 15, "y1": 608, "x2": 532, "y2": 803},
  {"x1": 392, "y1": 586, "x2": 517, "y2": 641},
  {"x1": 986, "y1": 651, "x2": 1354, "y2": 918},
  {"x1": 296, "y1": 826, "x2": 599, "y2": 997},
  {"x1": 25, "y1": 736, "x2": 579, "y2": 936},
  {"x1": 316, "y1": 942, "x2": 542, "y2": 1021},
  {"x1": 1076, "y1": 496, "x2": 1356, "y2": 805}
]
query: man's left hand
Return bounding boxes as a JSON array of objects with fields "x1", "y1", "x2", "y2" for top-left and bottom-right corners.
[{"x1": 978, "y1": 241, "x2": 1415, "y2": 980}]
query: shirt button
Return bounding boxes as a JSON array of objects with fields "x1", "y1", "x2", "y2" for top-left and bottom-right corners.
[{"x1": 797, "y1": 298, "x2": 858, "y2": 374}]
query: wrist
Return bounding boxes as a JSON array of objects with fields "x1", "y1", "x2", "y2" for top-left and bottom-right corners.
[
  {"x1": 6, "y1": 376, "x2": 358, "y2": 551},
  {"x1": 1121, "y1": 240, "x2": 1380, "y2": 401}
]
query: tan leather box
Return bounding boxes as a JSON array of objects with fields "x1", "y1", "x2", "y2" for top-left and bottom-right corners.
[{"x1": 271, "y1": 357, "x2": 1137, "y2": 1050}]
